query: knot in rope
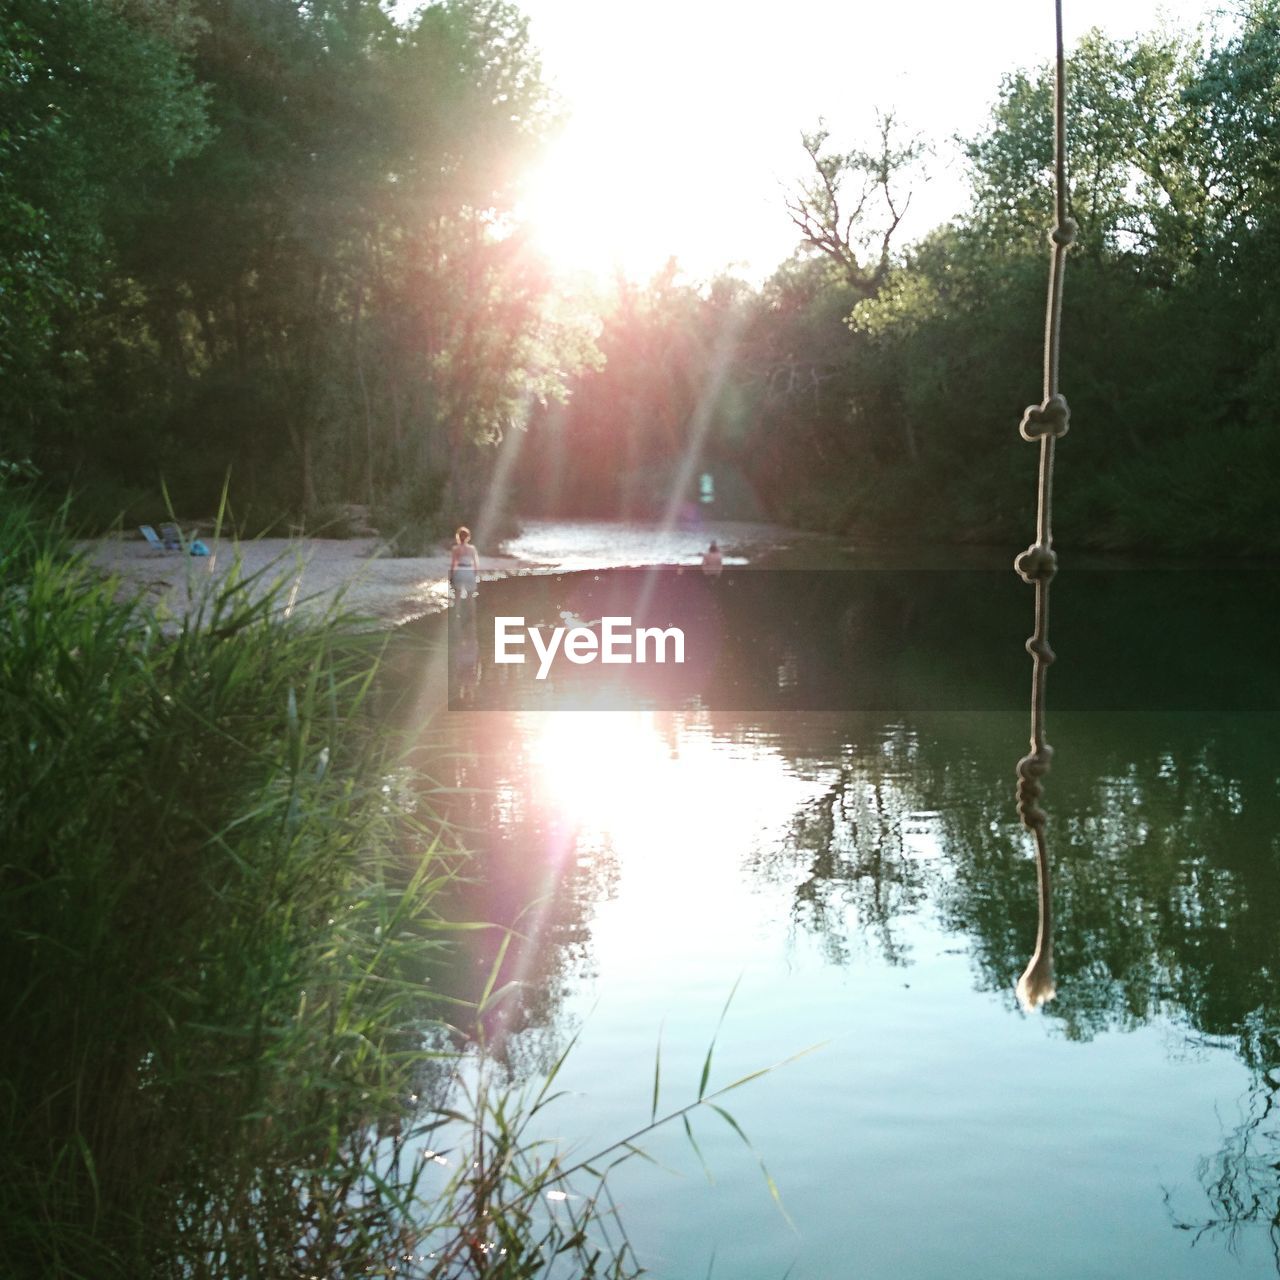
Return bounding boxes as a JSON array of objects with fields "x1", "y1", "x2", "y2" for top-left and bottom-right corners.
[
  {"x1": 1050, "y1": 217, "x2": 1078, "y2": 247},
  {"x1": 1015, "y1": 747, "x2": 1055, "y2": 828},
  {"x1": 1019, "y1": 393, "x2": 1070, "y2": 442},
  {"x1": 1017, "y1": 789, "x2": 1048, "y2": 829},
  {"x1": 1015, "y1": 543, "x2": 1058, "y2": 584},
  {"x1": 1025, "y1": 636, "x2": 1056, "y2": 663}
]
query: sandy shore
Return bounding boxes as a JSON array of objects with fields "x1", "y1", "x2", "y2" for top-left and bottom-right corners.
[
  {"x1": 81, "y1": 518, "x2": 829, "y2": 629},
  {"x1": 82, "y1": 534, "x2": 533, "y2": 627}
]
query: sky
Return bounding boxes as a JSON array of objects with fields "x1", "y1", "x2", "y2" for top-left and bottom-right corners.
[{"x1": 444, "y1": 0, "x2": 1232, "y2": 282}]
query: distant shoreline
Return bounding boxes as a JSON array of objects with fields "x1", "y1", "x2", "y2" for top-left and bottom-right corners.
[
  {"x1": 81, "y1": 518, "x2": 822, "y2": 630},
  {"x1": 90, "y1": 518, "x2": 1146, "y2": 631}
]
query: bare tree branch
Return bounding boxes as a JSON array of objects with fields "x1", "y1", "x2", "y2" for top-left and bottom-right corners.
[{"x1": 785, "y1": 112, "x2": 927, "y2": 296}]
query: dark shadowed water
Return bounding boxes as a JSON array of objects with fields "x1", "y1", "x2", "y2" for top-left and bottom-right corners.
[{"x1": 387, "y1": 528, "x2": 1280, "y2": 1278}]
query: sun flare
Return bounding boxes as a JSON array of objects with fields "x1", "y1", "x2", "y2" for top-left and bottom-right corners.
[{"x1": 520, "y1": 131, "x2": 677, "y2": 282}]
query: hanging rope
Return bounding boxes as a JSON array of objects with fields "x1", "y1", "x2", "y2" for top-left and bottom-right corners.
[{"x1": 1015, "y1": 0, "x2": 1075, "y2": 1010}]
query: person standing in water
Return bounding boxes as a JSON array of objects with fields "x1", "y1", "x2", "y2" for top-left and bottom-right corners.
[
  {"x1": 449, "y1": 526, "x2": 480, "y2": 598},
  {"x1": 701, "y1": 540, "x2": 723, "y2": 576}
]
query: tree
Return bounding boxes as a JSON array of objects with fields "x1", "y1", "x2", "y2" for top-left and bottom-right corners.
[
  {"x1": 516, "y1": 264, "x2": 736, "y2": 519},
  {"x1": 964, "y1": 26, "x2": 1221, "y2": 280},
  {"x1": 7, "y1": 0, "x2": 588, "y2": 531},
  {"x1": 784, "y1": 112, "x2": 926, "y2": 297},
  {"x1": 0, "y1": 0, "x2": 209, "y2": 451},
  {"x1": 840, "y1": 11, "x2": 1280, "y2": 552}
]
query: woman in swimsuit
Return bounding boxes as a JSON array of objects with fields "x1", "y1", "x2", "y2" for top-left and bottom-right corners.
[{"x1": 449, "y1": 526, "x2": 480, "y2": 598}]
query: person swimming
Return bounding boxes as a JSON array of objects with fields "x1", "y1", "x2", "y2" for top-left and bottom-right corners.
[
  {"x1": 701, "y1": 540, "x2": 723, "y2": 576},
  {"x1": 449, "y1": 525, "x2": 480, "y2": 598}
]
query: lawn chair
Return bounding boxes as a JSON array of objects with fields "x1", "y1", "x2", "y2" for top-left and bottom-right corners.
[
  {"x1": 139, "y1": 525, "x2": 172, "y2": 554},
  {"x1": 145, "y1": 522, "x2": 210, "y2": 556}
]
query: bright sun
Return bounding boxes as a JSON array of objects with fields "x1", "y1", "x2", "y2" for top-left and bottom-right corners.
[
  {"x1": 520, "y1": 129, "x2": 676, "y2": 283},
  {"x1": 518, "y1": 107, "x2": 761, "y2": 286}
]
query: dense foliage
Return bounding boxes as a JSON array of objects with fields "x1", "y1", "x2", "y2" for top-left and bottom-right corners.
[{"x1": 2, "y1": 0, "x2": 585, "y2": 543}]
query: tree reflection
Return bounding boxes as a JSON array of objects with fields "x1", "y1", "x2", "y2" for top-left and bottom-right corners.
[
  {"x1": 745, "y1": 735, "x2": 938, "y2": 968},
  {"x1": 1170, "y1": 1068, "x2": 1280, "y2": 1267},
  {"x1": 745, "y1": 710, "x2": 1280, "y2": 1265}
]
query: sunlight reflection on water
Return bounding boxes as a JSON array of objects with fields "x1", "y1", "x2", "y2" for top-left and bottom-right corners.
[{"x1": 502, "y1": 518, "x2": 801, "y2": 570}]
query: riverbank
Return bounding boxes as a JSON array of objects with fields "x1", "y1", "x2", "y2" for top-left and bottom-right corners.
[
  {"x1": 85, "y1": 517, "x2": 1190, "y2": 633},
  {"x1": 81, "y1": 533, "x2": 533, "y2": 626},
  {"x1": 82, "y1": 519, "x2": 819, "y2": 626}
]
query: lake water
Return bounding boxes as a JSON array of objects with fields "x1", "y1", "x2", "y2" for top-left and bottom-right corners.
[{"x1": 391, "y1": 522, "x2": 1280, "y2": 1277}]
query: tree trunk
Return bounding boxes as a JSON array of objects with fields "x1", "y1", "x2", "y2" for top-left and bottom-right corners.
[{"x1": 902, "y1": 414, "x2": 919, "y2": 464}]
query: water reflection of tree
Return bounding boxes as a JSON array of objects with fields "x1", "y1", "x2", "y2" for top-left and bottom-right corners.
[
  {"x1": 747, "y1": 714, "x2": 1279, "y2": 1044},
  {"x1": 747, "y1": 740, "x2": 939, "y2": 968},
  {"x1": 945, "y1": 717, "x2": 1280, "y2": 1050},
  {"x1": 747, "y1": 710, "x2": 1280, "y2": 1267},
  {"x1": 1170, "y1": 1068, "x2": 1280, "y2": 1268}
]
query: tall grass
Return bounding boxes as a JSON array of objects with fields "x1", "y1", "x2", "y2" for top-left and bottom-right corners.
[
  {"x1": 0, "y1": 490, "x2": 460, "y2": 1275},
  {"x1": 0, "y1": 493, "x2": 782, "y2": 1278}
]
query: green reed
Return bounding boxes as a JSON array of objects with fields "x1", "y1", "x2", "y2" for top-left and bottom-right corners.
[{"x1": 0, "y1": 492, "x2": 444, "y2": 1275}]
